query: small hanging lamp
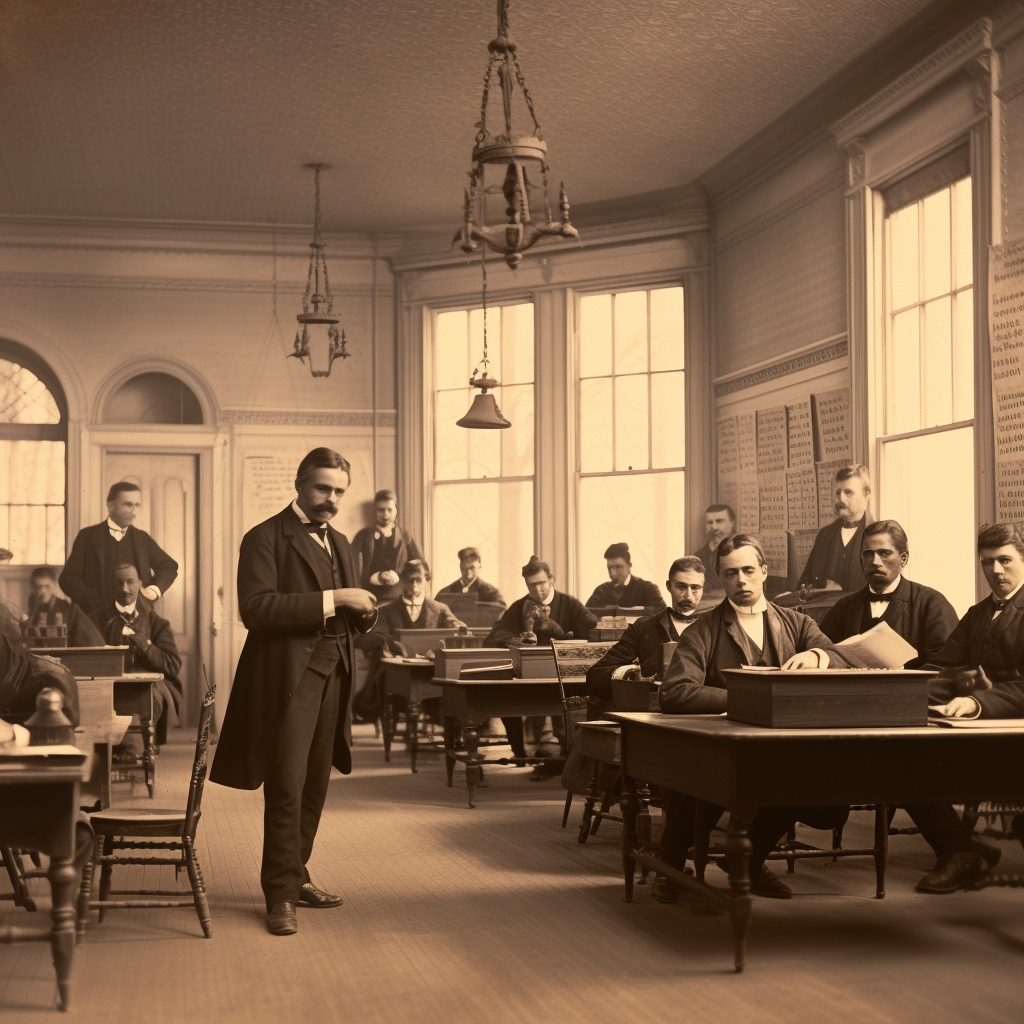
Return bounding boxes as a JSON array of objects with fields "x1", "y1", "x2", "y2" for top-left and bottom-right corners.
[{"x1": 457, "y1": 253, "x2": 511, "y2": 430}]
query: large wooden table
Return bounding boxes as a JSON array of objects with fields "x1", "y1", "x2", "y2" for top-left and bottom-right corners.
[
  {"x1": 75, "y1": 677, "x2": 132, "y2": 808},
  {"x1": 381, "y1": 658, "x2": 443, "y2": 773},
  {"x1": 607, "y1": 712, "x2": 1024, "y2": 972},
  {"x1": 0, "y1": 747, "x2": 88, "y2": 1011},
  {"x1": 111, "y1": 671, "x2": 164, "y2": 796}
]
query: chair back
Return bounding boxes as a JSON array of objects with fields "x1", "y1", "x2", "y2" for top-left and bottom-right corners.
[
  {"x1": 184, "y1": 666, "x2": 216, "y2": 841},
  {"x1": 550, "y1": 640, "x2": 615, "y2": 703}
]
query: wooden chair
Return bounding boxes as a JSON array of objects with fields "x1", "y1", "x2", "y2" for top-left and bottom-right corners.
[
  {"x1": 76, "y1": 672, "x2": 215, "y2": 941},
  {"x1": 1, "y1": 848, "x2": 44, "y2": 911}
]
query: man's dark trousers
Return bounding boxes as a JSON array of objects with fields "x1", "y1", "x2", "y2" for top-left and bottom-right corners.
[{"x1": 261, "y1": 645, "x2": 348, "y2": 909}]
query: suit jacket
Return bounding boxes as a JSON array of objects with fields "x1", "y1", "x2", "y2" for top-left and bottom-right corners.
[
  {"x1": 586, "y1": 608, "x2": 700, "y2": 701},
  {"x1": 485, "y1": 591, "x2": 597, "y2": 647},
  {"x1": 352, "y1": 524, "x2": 423, "y2": 603},
  {"x1": 211, "y1": 505, "x2": 375, "y2": 790},
  {"x1": 436, "y1": 577, "x2": 505, "y2": 607},
  {"x1": 60, "y1": 522, "x2": 178, "y2": 615},
  {"x1": 659, "y1": 599, "x2": 845, "y2": 714},
  {"x1": 694, "y1": 543, "x2": 723, "y2": 592},
  {"x1": 376, "y1": 596, "x2": 459, "y2": 639},
  {"x1": 925, "y1": 587, "x2": 1024, "y2": 717},
  {"x1": 28, "y1": 597, "x2": 104, "y2": 647},
  {"x1": 819, "y1": 577, "x2": 958, "y2": 670},
  {"x1": 797, "y1": 515, "x2": 873, "y2": 592},
  {"x1": 585, "y1": 576, "x2": 666, "y2": 612},
  {"x1": 90, "y1": 598, "x2": 184, "y2": 710},
  {"x1": 0, "y1": 629, "x2": 80, "y2": 727}
]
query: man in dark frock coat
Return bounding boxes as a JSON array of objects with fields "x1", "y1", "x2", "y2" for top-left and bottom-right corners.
[
  {"x1": 352, "y1": 488, "x2": 423, "y2": 604},
  {"x1": 60, "y1": 481, "x2": 178, "y2": 616},
  {"x1": 436, "y1": 547, "x2": 505, "y2": 607},
  {"x1": 210, "y1": 448, "x2": 377, "y2": 936},
  {"x1": 819, "y1": 520, "x2": 999, "y2": 894},
  {"x1": 585, "y1": 542, "x2": 665, "y2": 611},
  {"x1": 25, "y1": 566, "x2": 103, "y2": 647}
]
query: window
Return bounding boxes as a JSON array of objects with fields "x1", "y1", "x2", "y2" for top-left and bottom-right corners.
[
  {"x1": 877, "y1": 173, "x2": 974, "y2": 614},
  {"x1": 103, "y1": 372, "x2": 203, "y2": 424},
  {"x1": 576, "y1": 286, "x2": 685, "y2": 603},
  {"x1": 430, "y1": 303, "x2": 535, "y2": 603},
  {"x1": 0, "y1": 345, "x2": 68, "y2": 564}
]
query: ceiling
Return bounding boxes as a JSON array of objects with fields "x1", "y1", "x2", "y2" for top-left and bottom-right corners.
[{"x1": 0, "y1": 0, "x2": 940, "y2": 236}]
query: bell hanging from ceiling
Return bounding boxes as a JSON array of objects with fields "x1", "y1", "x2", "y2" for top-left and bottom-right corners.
[{"x1": 456, "y1": 375, "x2": 511, "y2": 429}]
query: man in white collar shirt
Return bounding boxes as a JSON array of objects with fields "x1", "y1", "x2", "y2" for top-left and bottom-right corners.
[
  {"x1": 437, "y1": 547, "x2": 505, "y2": 607},
  {"x1": 353, "y1": 489, "x2": 423, "y2": 605},
  {"x1": 653, "y1": 534, "x2": 848, "y2": 902},
  {"x1": 377, "y1": 560, "x2": 462, "y2": 635}
]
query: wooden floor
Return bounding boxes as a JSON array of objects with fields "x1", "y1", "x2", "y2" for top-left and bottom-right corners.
[{"x1": 3, "y1": 724, "x2": 1024, "y2": 1023}]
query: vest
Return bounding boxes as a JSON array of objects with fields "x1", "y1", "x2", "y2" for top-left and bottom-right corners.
[
  {"x1": 304, "y1": 531, "x2": 349, "y2": 676},
  {"x1": 103, "y1": 530, "x2": 138, "y2": 600},
  {"x1": 731, "y1": 611, "x2": 780, "y2": 668}
]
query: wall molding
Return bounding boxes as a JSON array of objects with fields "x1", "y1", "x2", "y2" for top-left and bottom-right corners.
[
  {"x1": 220, "y1": 408, "x2": 397, "y2": 428},
  {"x1": 714, "y1": 335, "x2": 848, "y2": 398},
  {"x1": 997, "y1": 71, "x2": 1024, "y2": 103},
  {"x1": 713, "y1": 171, "x2": 846, "y2": 254},
  {"x1": 831, "y1": 19, "x2": 993, "y2": 147}
]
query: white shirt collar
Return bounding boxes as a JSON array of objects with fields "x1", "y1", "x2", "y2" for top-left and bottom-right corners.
[
  {"x1": 403, "y1": 597, "x2": 424, "y2": 608},
  {"x1": 116, "y1": 601, "x2": 137, "y2": 615},
  {"x1": 728, "y1": 595, "x2": 768, "y2": 617},
  {"x1": 291, "y1": 499, "x2": 311, "y2": 524},
  {"x1": 869, "y1": 574, "x2": 902, "y2": 596},
  {"x1": 995, "y1": 580, "x2": 1024, "y2": 604},
  {"x1": 107, "y1": 517, "x2": 129, "y2": 535},
  {"x1": 616, "y1": 575, "x2": 632, "y2": 588}
]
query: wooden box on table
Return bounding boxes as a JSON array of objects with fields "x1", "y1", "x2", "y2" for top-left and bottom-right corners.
[
  {"x1": 396, "y1": 627, "x2": 489, "y2": 658},
  {"x1": 45, "y1": 646, "x2": 128, "y2": 677},
  {"x1": 723, "y1": 668, "x2": 935, "y2": 728},
  {"x1": 507, "y1": 641, "x2": 557, "y2": 678},
  {"x1": 433, "y1": 647, "x2": 513, "y2": 681}
]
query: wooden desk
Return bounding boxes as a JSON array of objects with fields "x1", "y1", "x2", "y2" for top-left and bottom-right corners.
[
  {"x1": 112, "y1": 672, "x2": 164, "y2": 797},
  {"x1": 607, "y1": 712, "x2": 1024, "y2": 973},
  {"x1": 75, "y1": 676, "x2": 132, "y2": 808},
  {"x1": 440, "y1": 676, "x2": 587, "y2": 807},
  {"x1": 0, "y1": 747, "x2": 88, "y2": 1011},
  {"x1": 381, "y1": 658, "x2": 443, "y2": 773}
]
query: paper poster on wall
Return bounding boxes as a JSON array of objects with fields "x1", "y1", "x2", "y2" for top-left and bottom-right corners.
[
  {"x1": 786, "y1": 400, "x2": 814, "y2": 467},
  {"x1": 990, "y1": 237, "x2": 1024, "y2": 523},
  {"x1": 738, "y1": 479, "x2": 760, "y2": 534},
  {"x1": 758, "y1": 471, "x2": 787, "y2": 533},
  {"x1": 737, "y1": 413, "x2": 757, "y2": 477},
  {"x1": 759, "y1": 531, "x2": 789, "y2": 578},
  {"x1": 716, "y1": 417, "x2": 739, "y2": 481},
  {"x1": 718, "y1": 480, "x2": 740, "y2": 519},
  {"x1": 785, "y1": 466, "x2": 818, "y2": 530},
  {"x1": 756, "y1": 406, "x2": 787, "y2": 476},
  {"x1": 789, "y1": 529, "x2": 819, "y2": 582},
  {"x1": 815, "y1": 460, "x2": 847, "y2": 528},
  {"x1": 812, "y1": 388, "x2": 852, "y2": 462}
]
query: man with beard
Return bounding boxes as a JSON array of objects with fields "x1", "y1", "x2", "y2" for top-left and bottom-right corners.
[{"x1": 694, "y1": 504, "x2": 736, "y2": 593}]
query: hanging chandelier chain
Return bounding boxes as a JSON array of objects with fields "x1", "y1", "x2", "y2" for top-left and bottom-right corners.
[
  {"x1": 511, "y1": 55, "x2": 541, "y2": 137},
  {"x1": 480, "y1": 247, "x2": 489, "y2": 375},
  {"x1": 476, "y1": 53, "x2": 499, "y2": 145}
]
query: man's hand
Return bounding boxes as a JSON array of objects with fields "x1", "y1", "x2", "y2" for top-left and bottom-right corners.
[
  {"x1": 0, "y1": 719, "x2": 29, "y2": 747},
  {"x1": 379, "y1": 570, "x2": 400, "y2": 587},
  {"x1": 333, "y1": 588, "x2": 377, "y2": 617},
  {"x1": 140, "y1": 585, "x2": 160, "y2": 602},
  {"x1": 929, "y1": 696, "x2": 980, "y2": 718},
  {"x1": 781, "y1": 651, "x2": 822, "y2": 670}
]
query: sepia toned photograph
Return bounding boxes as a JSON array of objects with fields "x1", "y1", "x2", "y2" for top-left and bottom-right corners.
[{"x1": 1, "y1": 1, "x2": 1023, "y2": 1021}]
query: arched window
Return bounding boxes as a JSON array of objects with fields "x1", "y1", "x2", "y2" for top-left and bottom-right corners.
[
  {"x1": 102, "y1": 372, "x2": 204, "y2": 425},
  {"x1": 0, "y1": 341, "x2": 68, "y2": 564}
]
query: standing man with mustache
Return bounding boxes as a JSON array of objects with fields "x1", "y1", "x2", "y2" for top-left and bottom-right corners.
[
  {"x1": 797, "y1": 464, "x2": 873, "y2": 592},
  {"x1": 694, "y1": 504, "x2": 736, "y2": 593},
  {"x1": 211, "y1": 448, "x2": 378, "y2": 936}
]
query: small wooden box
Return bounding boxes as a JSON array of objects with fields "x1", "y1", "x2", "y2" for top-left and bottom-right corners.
[
  {"x1": 723, "y1": 668, "x2": 935, "y2": 728},
  {"x1": 507, "y1": 642, "x2": 557, "y2": 678},
  {"x1": 611, "y1": 677, "x2": 657, "y2": 712},
  {"x1": 47, "y1": 646, "x2": 129, "y2": 678},
  {"x1": 433, "y1": 647, "x2": 513, "y2": 680}
]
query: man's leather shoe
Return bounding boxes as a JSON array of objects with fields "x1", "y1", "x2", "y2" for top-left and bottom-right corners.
[
  {"x1": 298, "y1": 882, "x2": 343, "y2": 908},
  {"x1": 915, "y1": 851, "x2": 995, "y2": 894},
  {"x1": 651, "y1": 875, "x2": 678, "y2": 904},
  {"x1": 267, "y1": 902, "x2": 297, "y2": 935},
  {"x1": 749, "y1": 865, "x2": 792, "y2": 899}
]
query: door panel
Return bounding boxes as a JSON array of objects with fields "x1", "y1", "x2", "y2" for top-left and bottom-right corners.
[{"x1": 103, "y1": 453, "x2": 199, "y2": 725}]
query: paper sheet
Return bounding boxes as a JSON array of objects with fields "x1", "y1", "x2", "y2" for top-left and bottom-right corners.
[{"x1": 834, "y1": 621, "x2": 918, "y2": 669}]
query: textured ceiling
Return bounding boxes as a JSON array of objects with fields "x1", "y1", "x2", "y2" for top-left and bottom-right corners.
[{"x1": 0, "y1": 0, "x2": 936, "y2": 235}]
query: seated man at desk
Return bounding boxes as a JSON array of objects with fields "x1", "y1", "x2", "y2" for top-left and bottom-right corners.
[
  {"x1": 694, "y1": 504, "x2": 736, "y2": 593},
  {"x1": 437, "y1": 547, "x2": 505, "y2": 608},
  {"x1": 376, "y1": 560, "x2": 463, "y2": 637},
  {"x1": 655, "y1": 534, "x2": 847, "y2": 902},
  {"x1": 25, "y1": 567, "x2": 103, "y2": 647},
  {"x1": 587, "y1": 555, "x2": 705, "y2": 709},
  {"x1": 796, "y1": 464, "x2": 873, "y2": 592},
  {"x1": 90, "y1": 563, "x2": 183, "y2": 743},
  {"x1": 819, "y1": 520, "x2": 998, "y2": 895},
  {"x1": 586, "y1": 543, "x2": 665, "y2": 612},
  {"x1": 0, "y1": 623, "x2": 79, "y2": 727}
]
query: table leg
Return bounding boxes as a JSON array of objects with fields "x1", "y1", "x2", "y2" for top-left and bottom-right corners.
[
  {"x1": 444, "y1": 718, "x2": 457, "y2": 788},
  {"x1": 725, "y1": 815, "x2": 753, "y2": 974},
  {"x1": 408, "y1": 700, "x2": 421, "y2": 774},
  {"x1": 142, "y1": 721, "x2": 157, "y2": 799},
  {"x1": 48, "y1": 852, "x2": 77, "y2": 1010},
  {"x1": 693, "y1": 800, "x2": 712, "y2": 882},
  {"x1": 382, "y1": 698, "x2": 392, "y2": 763},
  {"x1": 464, "y1": 726, "x2": 481, "y2": 808},
  {"x1": 873, "y1": 804, "x2": 888, "y2": 899},
  {"x1": 622, "y1": 775, "x2": 639, "y2": 902}
]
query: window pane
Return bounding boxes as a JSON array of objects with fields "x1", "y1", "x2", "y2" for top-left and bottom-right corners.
[
  {"x1": 614, "y1": 374, "x2": 649, "y2": 471},
  {"x1": 435, "y1": 390, "x2": 469, "y2": 479},
  {"x1": 578, "y1": 472, "x2": 684, "y2": 608},
  {"x1": 890, "y1": 308, "x2": 921, "y2": 434},
  {"x1": 953, "y1": 287, "x2": 974, "y2": 421},
  {"x1": 953, "y1": 177, "x2": 973, "y2": 290},
  {"x1": 613, "y1": 291, "x2": 648, "y2": 375},
  {"x1": 435, "y1": 311, "x2": 469, "y2": 391},
  {"x1": 499, "y1": 384, "x2": 534, "y2": 477},
  {"x1": 922, "y1": 188, "x2": 952, "y2": 301},
  {"x1": 651, "y1": 371, "x2": 685, "y2": 469},
  {"x1": 46, "y1": 505, "x2": 65, "y2": 564},
  {"x1": 0, "y1": 360, "x2": 61, "y2": 424},
  {"x1": 500, "y1": 304, "x2": 534, "y2": 385},
  {"x1": 889, "y1": 204, "x2": 919, "y2": 310},
  {"x1": 922, "y1": 296, "x2": 953, "y2": 428},
  {"x1": 579, "y1": 294, "x2": 612, "y2": 377},
  {"x1": 431, "y1": 479, "x2": 533, "y2": 610},
  {"x1": 467, "y1": 414, "x2": 501, "y2": 479},
  {"x1": 580, "y1": 377, "x2": 613, "y2": 473},
  {"x1": 650, "y1": 287, "x2": 684, "y2": 372}
]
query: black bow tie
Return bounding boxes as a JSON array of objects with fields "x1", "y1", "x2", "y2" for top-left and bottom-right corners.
[
  {"x1": 304, "y1": 522, "x2": 327, "y2": 534},
  {"x1": 668, "y1": 608, "x2": 697, "y2": 621},
  {"x1": 867, "y1": 591, "x2": 895, "y2": 602},
  {"x1": 993, "y1": 597, "x2": 1008, "y2": 610}
]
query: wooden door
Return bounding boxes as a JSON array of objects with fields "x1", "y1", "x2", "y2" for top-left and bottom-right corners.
[{"x1": 103, "y1": 452, "x2": 199, "y2": 725}]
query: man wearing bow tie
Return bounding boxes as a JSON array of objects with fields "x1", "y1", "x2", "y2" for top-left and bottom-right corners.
[
  {"x1": 210, "y1": 448, "x2": 377, "y2": 937},
  {"x1": 818, "y1": 521, "x2": 997, "y2": 895},
  {"x1": 60, "y1": 482, "x2": 178, "y2": 616}
]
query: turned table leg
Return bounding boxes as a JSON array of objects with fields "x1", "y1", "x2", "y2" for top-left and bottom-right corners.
[
  {"x1": 48, "y1": 852, "x2": 78, "y2": 1010},
  {"x1": 408, "y1": 701, "x2": 421, "y2": 774},
  {"x1": 622, "y1": 775, "x2": 640, "y2": 902},
  {"x1": 464, "y1": 726, "x2": 482, "y2": 808},
  {"x1": 725, "y1": 815, "x2": 754, "y2": 974}
]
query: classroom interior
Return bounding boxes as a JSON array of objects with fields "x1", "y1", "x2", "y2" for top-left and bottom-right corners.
[{"x1": 3, "y1": 1, "x2": 1024, "y2": 1021}]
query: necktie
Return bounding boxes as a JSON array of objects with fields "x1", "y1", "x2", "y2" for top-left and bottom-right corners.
[{"x1": 868, "y1": 591, "x2": 895, "y2": 603}]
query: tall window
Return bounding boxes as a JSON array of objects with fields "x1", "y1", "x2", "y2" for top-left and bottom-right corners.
[
  {"x1": 431, "y1": 303, "x2": 534, "y2": 603},
  {"x1": 878, "y1": 171, "x2": 974, "y2": 614},
  {"x1": 576, "y1": 286, "x2": 685, "y2": 602},
  {"x1": 0, "y1": 345, "x2": 67, "y2": 564}
]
